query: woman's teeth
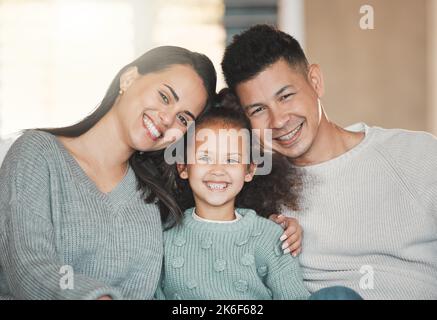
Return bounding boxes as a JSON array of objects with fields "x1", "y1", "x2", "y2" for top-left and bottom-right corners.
[
  {"x1": 205, "y1": 182, "x2": 229, "y2": 191},
  {"x1": 143, "y1": 114, "x2": 161, "y2": 139},
  {"x1": 278, "y1": 123, "x2": 303, "y2": 141}
]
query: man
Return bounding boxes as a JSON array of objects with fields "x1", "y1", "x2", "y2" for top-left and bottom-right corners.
[{"x1": 221, "y1": 24, "x2": 437, "y2": 299}]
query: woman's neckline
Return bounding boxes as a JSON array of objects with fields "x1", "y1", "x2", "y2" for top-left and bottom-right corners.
[{"x1": 47, "y1": 132, "x2": 137, "y2": 205}]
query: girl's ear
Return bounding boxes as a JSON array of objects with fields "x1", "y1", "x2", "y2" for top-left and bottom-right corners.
[
  {"x1": 177, "y1": 163, "x2": 189, "y2": 179},
  {"x1": 244, "y1": 163, "x2": 257, "y2": 182}
]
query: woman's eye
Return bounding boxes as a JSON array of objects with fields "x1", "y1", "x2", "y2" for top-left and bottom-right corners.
[
  {"x1": 159, "y1": 91, "x2": 169, "y2": 104},
  {"x1": 177, "y1": 113, "x2": 188, "y2": 127}
]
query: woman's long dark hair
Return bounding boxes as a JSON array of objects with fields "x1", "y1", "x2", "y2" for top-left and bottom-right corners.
[
  {"x1": 38, "y1": 46, "x2": 217, "y2": 224},
  {"x1": 159, "y1": 88, "x2": 303, "y2": 227}
]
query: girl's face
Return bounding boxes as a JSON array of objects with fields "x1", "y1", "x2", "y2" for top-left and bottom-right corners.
[
  {"x1": 115, "y1": 64, "x2": 208, "y2": 152},
  {"x1": 178, "y1": 122, "x2": 256, "y2": 209}
]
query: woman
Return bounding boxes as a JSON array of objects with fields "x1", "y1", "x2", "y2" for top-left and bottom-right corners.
[{"x1": 0, "y1": 46, "x2": 216, "y2": 300}]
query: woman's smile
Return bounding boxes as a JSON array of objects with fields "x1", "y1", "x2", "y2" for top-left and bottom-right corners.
[{"x1": 142, "y1": 113, "x2": 163, "y2": 141}]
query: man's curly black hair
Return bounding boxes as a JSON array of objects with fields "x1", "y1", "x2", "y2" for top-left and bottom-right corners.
[
  {"x1": 221, "y1": 24, "x2": 309, "y2": 91},
  {"x1": 158, "y1": 88, "x2": 303, "y2": 228}
]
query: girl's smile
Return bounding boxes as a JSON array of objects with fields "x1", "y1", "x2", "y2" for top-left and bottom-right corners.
[{"x1": 203, "y1": 181, "x2": 232, "y2": 191}]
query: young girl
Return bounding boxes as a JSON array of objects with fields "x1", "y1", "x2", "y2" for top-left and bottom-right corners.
[{"x1": 155, "y1": 89, "x2": 310, "y2": 300}]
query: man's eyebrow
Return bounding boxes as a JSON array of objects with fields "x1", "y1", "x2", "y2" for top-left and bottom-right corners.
[
  {"x1": 275, "y1": 85, "x2": 294, "y2": 97},
  {"x1": 164, "y1": 84, "x2": 179, "y2": 102},
  {"x1": 243, "y1": 85, "x2": 295, "y2": 111}
]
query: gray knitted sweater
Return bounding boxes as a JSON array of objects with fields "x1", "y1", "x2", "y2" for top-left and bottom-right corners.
[
  {"x1": 283, "y1": 123, "x2": 437, "y2": 299},
  {"x1": 0, "y1": 130, "x2": 163, "y2": 299}
]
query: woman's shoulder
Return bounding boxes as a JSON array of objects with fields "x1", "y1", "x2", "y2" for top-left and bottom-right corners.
[
  {"x1": 6, "y1": 130, "x2": 58, "y2": 160},
  {"x1": 15, "y1": 129, "x2": 58, "y2": 151},
  {"x1": 0, "y1": 130, "x2": 58, "y2": 181},
  {"x1": 0, "y1": 130, "x2": 59, "y2": 205}
]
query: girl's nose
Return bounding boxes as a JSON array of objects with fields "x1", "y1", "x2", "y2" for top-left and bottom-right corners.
[{"x1": 208, "y1": 163, "x2": 226, "y2": 175}]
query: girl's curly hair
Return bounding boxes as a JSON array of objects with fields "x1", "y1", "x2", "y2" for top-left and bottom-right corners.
[{"x1": 158, "y1": 88, "x2": 303, "y2": 228}]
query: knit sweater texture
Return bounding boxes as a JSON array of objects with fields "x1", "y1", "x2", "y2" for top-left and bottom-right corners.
[
  {"x1": 0, "y1": 130, "x2": 163, "y2": 300},
  {"x1": 155, "y1": 207, "x2": 310, "y2": 300},
  {"x1": 283, "y1": 123, "x2": 437, "y2": 299}
]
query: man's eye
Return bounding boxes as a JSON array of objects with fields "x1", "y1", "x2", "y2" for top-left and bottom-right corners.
[
  {"x1": 177, "y1": 113, "x2": 188, "y2": 127},
  {"x1": 159, "y1": 91, "x2": 169, "y2": 104},
  {"x1": 279, "y1": 93, "x2": 294, "y2": 102},
  {"x1": 250, "y1": 106, "x2": 265, "y2": 116}
]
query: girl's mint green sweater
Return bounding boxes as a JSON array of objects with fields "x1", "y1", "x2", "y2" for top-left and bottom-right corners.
[{"x1": 155, "y1": 208, "x2": 310, "y2": 300}]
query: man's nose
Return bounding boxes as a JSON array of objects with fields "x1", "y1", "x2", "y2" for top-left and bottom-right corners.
[{"x1": 270, "y1": 105, "x2": 290, "y2": 129}]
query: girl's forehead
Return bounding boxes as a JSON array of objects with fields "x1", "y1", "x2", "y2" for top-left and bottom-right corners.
[{"x1": 188, "y1": 121, "x2": 247, "y2": 146}]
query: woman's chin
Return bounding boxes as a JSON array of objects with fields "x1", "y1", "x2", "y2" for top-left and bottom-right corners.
[{"x1": 131, "y1": 134, "x2": 162, "y2": 153}]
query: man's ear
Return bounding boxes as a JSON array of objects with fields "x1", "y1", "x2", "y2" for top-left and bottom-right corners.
[
  {"x1": 244, "y1": 163, "x2": 257, "y2": 182},
  {"x1": 176, "y1": 163, "x2": 189, "y2": 179},
  {"x1": 307, "y1": 64, "x2": 324, "y2": 98},
  {"x1": 119, "y1": 66, "x2": 140, "y2": 92}
]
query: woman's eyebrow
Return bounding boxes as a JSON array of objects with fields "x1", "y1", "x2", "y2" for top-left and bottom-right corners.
[
  {"x1": 183, "y1": 110, "x2": 196, "y2": 121},
  {"x1": 164, "y1": 84, "x2": 179, "y2": 102}
]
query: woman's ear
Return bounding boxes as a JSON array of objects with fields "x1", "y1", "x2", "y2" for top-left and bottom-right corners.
[
  {"x1": 244, "y1": 163, "x2": 257, "y2": 182},
  {"x1": 177, "y1": 163, "x2": 189, "y2": 179},
  {"x1": 119, "y1": 66, "x2": 139, "y2": 92}
]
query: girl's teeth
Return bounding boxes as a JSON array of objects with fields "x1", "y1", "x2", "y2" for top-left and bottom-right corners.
[
  {"x1": 143, "y1": 115, "x2": 161, "y2": 138},
  {"x1": 278, "y1": 123, "x2": 302, "y2": 141},
  {"x1": 206, "y1": 183, "x2": 228, "y2": 190}
]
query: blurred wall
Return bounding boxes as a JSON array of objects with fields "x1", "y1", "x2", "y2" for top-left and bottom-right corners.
[
  {"x1": 427, "y1": 0, "x2": 437, "y2": 134},
  {"x1": 304, "y1": 0, "x2": 429, "y2": 131}
]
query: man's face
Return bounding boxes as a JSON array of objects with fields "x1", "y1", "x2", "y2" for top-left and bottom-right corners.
[{"x1": 235, "y1": 58, "x2": 324, "y2": 161}]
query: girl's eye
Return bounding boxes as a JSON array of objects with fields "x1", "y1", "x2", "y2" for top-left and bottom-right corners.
[
  {"x1": 159, "y1": 91, "x2": 169, "y2": 105},
  {"x1": 250, "y1": 106, "x2": 266, "y2": 116},
  {"x1": 198, "y1": 155, "x2": 211, "y2": 163},
  {"x1": 177, "y1": 113, "x2": 188, "y2": 127},
  {"x1": 227, "y1": 158, "x2": 240, "y2": 164}
]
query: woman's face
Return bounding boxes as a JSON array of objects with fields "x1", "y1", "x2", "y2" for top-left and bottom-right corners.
[{"x1": 115, "y1": 64, "x2": 209, "y2": 152}]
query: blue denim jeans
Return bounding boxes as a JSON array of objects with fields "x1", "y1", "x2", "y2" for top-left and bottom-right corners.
[{"x1": 309, "y1": 286, "x2": 363, "y2": 300}]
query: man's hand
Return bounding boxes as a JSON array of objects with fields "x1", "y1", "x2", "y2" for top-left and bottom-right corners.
[{"x1": 269, "y1": 214, "x2": 303, "y2": 257}]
